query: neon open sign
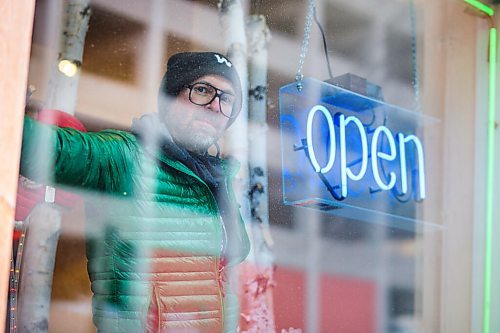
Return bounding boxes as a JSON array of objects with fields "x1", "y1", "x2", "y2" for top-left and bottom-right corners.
[
  {"x1": 305, "y1": 105, "x2": 425, "y2": 201},
  {"x1": 280, "y1": 77, "x2": 437, "y2": 227}
]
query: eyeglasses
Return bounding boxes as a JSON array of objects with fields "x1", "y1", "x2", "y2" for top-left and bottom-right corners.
[{"x1": 184, "y1": 82, "x2": 237, "y2": 118}]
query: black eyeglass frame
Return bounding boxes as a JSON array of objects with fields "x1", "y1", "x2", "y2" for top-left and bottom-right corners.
[{"x1": 184, "y1": 82, "x2": 239, "y2": 119}]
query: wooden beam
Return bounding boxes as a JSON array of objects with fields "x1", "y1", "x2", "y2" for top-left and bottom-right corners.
[{"x1": 0, "y1": 1, "x2": 36, "y2": 331}]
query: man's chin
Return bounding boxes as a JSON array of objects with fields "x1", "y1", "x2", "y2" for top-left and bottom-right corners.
[{"x1": 177, "y1": 133, "x2": 217, "y2": 153}]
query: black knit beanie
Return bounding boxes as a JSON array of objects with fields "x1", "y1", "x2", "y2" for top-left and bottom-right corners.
[{"x1": 158, "y1": 52, "x2": 242, "y2": 126}]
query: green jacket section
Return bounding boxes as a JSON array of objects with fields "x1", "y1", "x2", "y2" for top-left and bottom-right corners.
[{"x1": 20, "y1": 116, "x2": 250, "y2": 333}]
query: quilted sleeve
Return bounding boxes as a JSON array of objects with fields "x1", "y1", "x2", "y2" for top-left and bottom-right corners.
[{"x1": 20, "y1": 115, "x2": 137, "y2": 194}]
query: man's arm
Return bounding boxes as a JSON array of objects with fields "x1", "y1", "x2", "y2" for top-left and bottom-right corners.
[{"x1": 20, "y1": 115, "x2": 136, "y2": 194}]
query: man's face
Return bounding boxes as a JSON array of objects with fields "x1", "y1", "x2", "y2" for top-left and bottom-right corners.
[{"x1": 162, "y1": 74, "x2": 234, "y2": 153}]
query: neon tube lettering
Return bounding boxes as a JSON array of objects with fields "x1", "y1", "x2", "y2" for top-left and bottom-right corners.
[
  {"x1": 371, "y1": 126, "x2": 397, "y2": 190},
  {"x1": 306, "y1": 105, "x2": 336, "y2": 173},
  {"x1": 303, "y1": 104, "x2": 426, "y2": 201},
  {"x1": 339, "y1": 115, "x2": 368, "y2": 198},
  {"x1": 398, "y1": 133, "x2": 426, "y2": 200}
]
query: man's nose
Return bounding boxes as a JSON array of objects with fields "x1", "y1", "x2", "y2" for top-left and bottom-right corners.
[{"x1": 205, "y1": 97, "x2": 221, "y2": 113}]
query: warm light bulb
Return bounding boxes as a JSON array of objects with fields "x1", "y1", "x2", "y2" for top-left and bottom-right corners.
[{"x1": 58, "y1": 59, "x2": 78, "y2": 77}]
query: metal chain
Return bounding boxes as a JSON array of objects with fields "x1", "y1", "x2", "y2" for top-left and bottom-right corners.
[
  {"x1": 296, "y1": 0, "x2": 316, "y2": 91},
  {"x1": 410, "y1": 0, "x2": 421, "y2": 112}
]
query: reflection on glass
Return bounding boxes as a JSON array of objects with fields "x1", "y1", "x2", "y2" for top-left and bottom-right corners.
[{"x1": 13, "y1": 1, "x2": 442, "y2": 333}]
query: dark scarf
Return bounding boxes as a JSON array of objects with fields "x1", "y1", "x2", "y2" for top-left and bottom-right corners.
[{"x1": 131, "y1": 113, "x2": 246, "y2": 264}]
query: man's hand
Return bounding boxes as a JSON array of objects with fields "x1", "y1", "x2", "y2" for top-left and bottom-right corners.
[{"x1": 25, "y1": 85, "x2": 43, "y2": 117}]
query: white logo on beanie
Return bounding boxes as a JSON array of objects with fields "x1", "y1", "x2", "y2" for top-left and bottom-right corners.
[{"x1": 214, "y1": 54, "x2": 232, "y2": 68}]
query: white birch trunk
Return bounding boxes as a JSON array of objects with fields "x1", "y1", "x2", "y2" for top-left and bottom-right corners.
[
  {"x1": 217, "y1": 2, "x2": 253, "y2": 331},
  {"x1": 17, "y1": 204, "x2": 61, "y2": 333},
  {"x1": 247, "y1": 14, "x2": 272, "y2": 265},
  {"x1": 45, "y1": 0, "x2": 91, "y2": 115},
  {"x1": 17, "y1": 1, "x2": 91, "y2": 331},
  {"x1": 239, "y1": 15, "x2": 277, "y2": 333},
  {"x1": 218, "y1": 0, "x2": 251, "y2": 227}
]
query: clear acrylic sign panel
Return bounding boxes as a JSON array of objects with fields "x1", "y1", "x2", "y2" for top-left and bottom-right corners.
[{"x1": 279, "y1": 77, "x2": 440, "y2": 231}]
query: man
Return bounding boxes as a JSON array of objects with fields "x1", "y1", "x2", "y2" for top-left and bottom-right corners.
[{"x1": 20, "y1": 52, "x2": 250, "y2": 332}]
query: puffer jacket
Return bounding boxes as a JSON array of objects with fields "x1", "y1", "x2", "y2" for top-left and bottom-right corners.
[{"x1": 20, "y1": 116, "x2": 250, "y2": 332}]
